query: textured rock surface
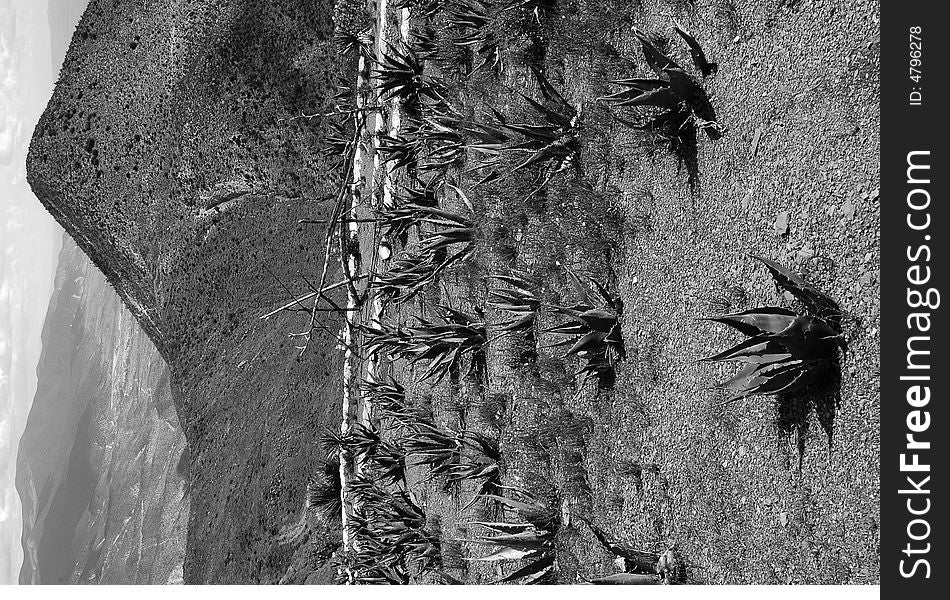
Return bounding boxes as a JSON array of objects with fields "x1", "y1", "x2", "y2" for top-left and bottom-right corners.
[
  {"x1": 16, "y1": 235, "x2": 187, "y2": 584},
  {"x1": 27, "y1": 0, "x2": 348, "y2": 583}
]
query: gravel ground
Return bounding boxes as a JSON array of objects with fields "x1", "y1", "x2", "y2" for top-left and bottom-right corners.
[{"x1": 372, "y1": 0, "x2": 880, "y2": 585}]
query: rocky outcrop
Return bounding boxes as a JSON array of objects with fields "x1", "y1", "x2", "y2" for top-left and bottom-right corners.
[
  {"x1": 16, "y1": 235, "x2": 187, "y2": 584},
  {"x1": 27, "y1": 0, "x2": 349, "y2": 583}
]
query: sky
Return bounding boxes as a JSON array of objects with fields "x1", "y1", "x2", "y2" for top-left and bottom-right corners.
[{"x1": 0, "y1": 0, "x2": 83, "y2": 585}]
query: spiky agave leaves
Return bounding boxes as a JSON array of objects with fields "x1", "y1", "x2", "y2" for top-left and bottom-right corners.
[
  {"x1": 376, "y1": 203, "x2": 431, "y2": 245},
  {"x1": 462, "y1": 492, "x2": 558, "y2": 583},
  {"x1": 444, "y1": 0, "x2": 502, "y2": 75},
  {"x1": 405, "y1": 307, "x2": 487, "y2": 382},
  {"x1": 416, "y1": 208, "x2": 475, "y2": 264},
  {"x1": 452, "y1": 431, "x2": 502, "y2": 503},
  {"x1": 307, "y1": 458, "x2": 343, "y2": 526},
  {"x1": 417, "y1": 116, "x2": 468, "y2": 173},
  {"x1": 342, "y1": 478, "x2": 441, "y2": 582},
  {"x1": 373, "y1": 43, "x2": 447, "y2": 112},
  {"x1": 402, "y1": 423, "x2": 465, "y2": 478},
  {"x1": 546, "y1": 271, "x2": 626, "y2": 387},
  {"x1": 399, "y1": 422, "x2": 500, "y2": 498},
  {"x1": 320, "y1": 427, "x2": 354, "y2": 460},
  {"x1": 331, "y1": 546, "x2": 409, "y2": 585},
  {"x1": 361, "y1": 307, "x2": 486, "y2": 383},
  {"x1": 321, "y1": 118, "x2": 352, "y2": 169},
  {"x1": 360, "y1": 377, "x2": 406, "y2": 412},
  {"x1": 408, "y1": 26, "x2": 440, "y2": 61},
  {"x1": 366, "y1": 439, "x2": 408, "y2": 486},
  {"x1": 495, "y1": 67, "x2": 581, "y2": 179},
  {"x1": 334, "y1": 28, "x2": 373, "y2": 58},
  {"x1": 487, "y1": 269, "x2": 542, "y2": 334},
  {"x1": 464, "y1": 521, "x2": 555, "y2": 583},
  {"x1": 703, "y1": 255, "x2": 845, "y2": 400},
  {"x1": 372, "y1": 202, "x2": 474, "y2": 303},
  {"x1": 360, "y1": 377, "x2": 436, "y2": 431},
  {"x1": 378, "y1": 132, "x2": 422, "y2": 173},
  {"x1": 319, "y1": 422, "x2": 384, "y2": 463},
  {"x1": 601, "y1": 28, "x2": 721, "y2": 142},
  {"x1": 347, "y1": 422, "x2": 383, "y2": 456},
  {"x1": 372, "y1": 253, "x2": 440, "y2": 303}
]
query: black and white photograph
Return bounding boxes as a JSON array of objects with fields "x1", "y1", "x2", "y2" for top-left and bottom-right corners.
[{"x1": 0, "y1": 0, "x2": 932, "y2": 593}]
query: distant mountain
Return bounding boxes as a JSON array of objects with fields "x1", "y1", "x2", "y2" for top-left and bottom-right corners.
[
  {"x1": 26, "y1": 0, "x2": 345, "y2": 583},
  {"x1": 16, "y1": 236, "x2": 187, "y2": 584}
]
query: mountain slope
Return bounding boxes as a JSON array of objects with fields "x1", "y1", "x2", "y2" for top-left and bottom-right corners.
[{"x1": 16, "y1": 235, "x2": 187, "y2": 584}]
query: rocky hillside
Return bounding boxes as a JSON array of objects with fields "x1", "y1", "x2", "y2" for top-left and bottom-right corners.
[
  {"x1": 16, "y1": 235, "x2": 187, "y2": 584},
  {"x1": 27, "y1": 0, "x2": 347, "y2": 583}
]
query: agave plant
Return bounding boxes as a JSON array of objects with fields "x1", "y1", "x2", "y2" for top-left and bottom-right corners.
[
  {"x1": 334, "y1": 28, "x2": 373, "y2": 58},
  {"x1": 487, "y1": 269, "x2": 542, "y2": 334},
  {"x1": 492, "y1": 67, "x2": 581, "y2": 182},
  {"x1": 415, "y1": 210, "x2": 475, "y2": 263},
  {"x1": 404, "y1": 307, "x2": 487, "y2": 382},
  {"x1": 321, "y1": 118, "x2": 352, "y2": 169},
  {"x1": 417, "y1": 117, "x2": 468, "y2": 173},
  {"x1": 362, "y1": 307, "x2": 486, "y2": 382},
  {"x1": 408, "y1": 26, "x2": 440, "y2": 61},
  {"x1": 320, "y1": 426, "x2": 355, "y2": 460},
  {"x1": 462, "y1": 492, "x2": 558, "y2": 583},
  {"x1": 332, "y1": 547, "x2": 408, "y2": 584},
  {"x1": 366, "y1": 439, "x2": 408, "y2": 486},
  {"x1": 402, "y1": 424, "x2": 500, "y2": 499},
  {"x1": 347, "y1": 422, "x2": 383, "y2": 457},
  {"x1": 360, "y1": 377, "x2": 436, "y2": 430},
  {"x1": 545, "y1": 271, "x2": 626, "y2": 387},
  {"x1": 360, "y1": 377, "x2": 407, "y2": 411},
  {"x1": 378, "y1": 132, "x2": 422, "y2": 173},
  {"x1": 402, "y1": 423, "x2": 465, "y2": 477},
  {"x1": 444, "y1": 0, "x2": 502, "y2": 74},
  {"x1": 452, "y1": 431, "x2": 502, "y2": 503},
  {"x1": 307, "y1": 459, "x2": 343, "y2": 526},
  {"x1": 396, "y1": 181, "x2": 440, "y2": 207},
  {"x1": 372, "y1": 207, "x2": 475, "y2": 303},
  {"x1": 372, "y1": 253, "x2": 440, "y2": 303},
  {"x1": 345, "y1": 477, "x2": 442, "y2": 578},
  {"x1": 600, "y1": 26, "x2": 721, "y2": 142},
  {"x1": 376, "y1": 202, "x2": 469, "y2": 246},
  {"x1": 703, "y1": 255, "x2": 845, "y2": 400},
  {"x1": 373, "y1": 43, "x2": 447, "y2": 111}
]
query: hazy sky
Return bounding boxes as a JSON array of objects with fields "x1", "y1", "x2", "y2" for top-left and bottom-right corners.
[{"x1": 0, "y1": 0, "x2": 84, "y2": 584}]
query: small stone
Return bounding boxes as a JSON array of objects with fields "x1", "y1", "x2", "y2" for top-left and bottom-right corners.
[
  {"x1": 797, "y1": 245, "x2": 815, "y2": 261},
  {"x1": 780, "y1": 512, "x2": 789, "y2": 527},
  {"x1": 773, "y1": 211, "x2": 790, "y2": 236},
  {"x1": 751, "y1": 127, "x2": 763, "y2": 157},
  {"x1": 840, "y1": 200, "x2": 856, "y2": 220}
]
